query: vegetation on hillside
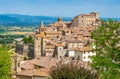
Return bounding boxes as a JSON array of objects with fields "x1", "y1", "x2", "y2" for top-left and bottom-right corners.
[
  {"x1": 0, "y1": 45, "x2": 12, "y2": 79},
  {"x1": 0, "y1": 35, "x2": 24, "y2": 44},
  {"x1": 91, "y1": 20, "x2": 120, "y2": 79},
  {"x1": 22, "y1": 36, "x2": 34, "y2": 44}
]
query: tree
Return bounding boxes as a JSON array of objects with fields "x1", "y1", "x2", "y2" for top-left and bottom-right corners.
[
  {"x1": 49, "y1": 63, "x2": 98, "y2": 79},
  {"x1": 22, "y1": 36, "x2": 34, "y2": 44},
  {"x1": 91, "y1": 20, "x2": 120, "y2": 79},
  {"x1": 0, "y1": 45, "x2": 11, "y2": 79}
]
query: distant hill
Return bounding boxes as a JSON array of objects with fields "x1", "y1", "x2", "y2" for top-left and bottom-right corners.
[
  {"x1": 0, "y1": 14, "x2": 72, "y2": 27},
  {"x1": 0, "y1": 14, "x2": 120, "y2": 27}
]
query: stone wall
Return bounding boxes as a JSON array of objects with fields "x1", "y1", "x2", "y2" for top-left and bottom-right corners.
[{"x1": 15, "y1": 44, "x2": 34, "y2": 58}]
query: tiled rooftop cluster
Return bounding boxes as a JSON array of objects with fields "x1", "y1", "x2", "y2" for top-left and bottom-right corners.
[
  {"x1": 16, "y1": 57, "x2": 89, "y2": 78},
  {"x1": 14, "y1": 12, "x2": 101, "y2": 79}
]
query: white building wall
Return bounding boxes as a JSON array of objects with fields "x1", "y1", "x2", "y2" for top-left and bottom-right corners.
[
  {"x1": 82, "y1": 51, "x2": 96, "y2": 62},
  {"x1": 68, "y1": 51, "x2": 75, "y2": 57}
]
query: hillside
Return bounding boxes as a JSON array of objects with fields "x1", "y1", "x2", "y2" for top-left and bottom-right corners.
[
  {"x1": 0, "y1": 14, "x2": 119, "y2": 27},
  {"x1": 0, "y1": 14, "x2": 71, "y2": 27}
]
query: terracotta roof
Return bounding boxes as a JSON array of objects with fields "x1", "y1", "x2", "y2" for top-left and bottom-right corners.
[
  {"x1": 78, "y1": 47, "x2": 92, "y2": 51},
  {"x1": 54, "y1": 44, "x2": 65, "y2": 46},
  {"x1": 45, "y1": 31, "x2": 62, "y2": 34},
  {"x1": 35, "y1": 34, "x2": 53, "y2": 38},
  {"x1": 30, "y1": 57, "x2": 61, "y2": 68},
  {"x1": 16, "y1": 69, "x2": 49, "y2": 77},
  {"x1": 49, "y1": 21, "x2": 67, "y2": 27},
  {"x1": 20, "y1": 61, "x2": 34, "y2": 70},
  {"x1": 78, "y1": 36, "x2": 84, "y2": 40},
  {"x1": 45, "y1": 46, "x2": 55, "y2": 48},
  {"x1": 83, "y1": 33, "x2": 91, "y2": 37},
  {"x1": 67, "y1": 39, "x2": 83, "y2": 43}
]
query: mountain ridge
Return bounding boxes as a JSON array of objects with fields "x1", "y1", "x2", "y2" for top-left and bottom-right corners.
[
  {"x1": 0, "y1": 14, "x2": 72, "y2": 27},
  {"x1": 0, "y1": 14, "x2": 120, "y2": 27}
]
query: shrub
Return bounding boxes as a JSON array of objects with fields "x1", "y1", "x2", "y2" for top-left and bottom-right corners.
[{"x1": 49, "y1": 63, "x2": 98, "y2": 79}]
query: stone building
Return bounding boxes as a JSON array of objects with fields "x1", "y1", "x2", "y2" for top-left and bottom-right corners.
[
  {"x1": 15, "y1": 57, "x2": 62, "y2": 79},
  {"x1": 75, "y1": 47, "x2": 96, "y2": 62},
  {"x1": 71, "y1": 12, "x2": 100, "y2": 27},
  {"x1": 14, "y1": 12, "x2": 102, "y2": 79},
  {"x1": 34, "y1": 21, "x2": 47, "y2": 58},
  {"x1": 44, "y1": 45, "x2": 55, "y2": 57},
  {"x1": 54, "y1": 44, "x2": 65, "y2": 57},
  {"x1": 34, "y1": 18, "x2": 69, "y2": 58},
  {"x1": 67, "y1": 40, "x2": 83, "y2": 49},
  {"x1": 15, "y1": 44, "x2": 34, "y2": 58},
  {"x1": 16, "y1": 69, "x2": 48, "y2": 79},
  {"x1": 48, "y1": 17, "x2": 67, "y2": 31},
  {"x1": 34, "y1": 13, "x2": 100, "y2": 59}
]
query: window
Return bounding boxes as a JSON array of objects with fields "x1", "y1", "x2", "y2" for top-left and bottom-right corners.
[
  {"x1": 84, "y1": 56, "x2": 86, "y2": 59},
  {"x1": 18, "y1": 63, "x2": 20, "y2": 67},
  {"x1": 88, "y1": 52, "x2": 89, "y2": 54},
  {"x1": 84, "y1": 52, "x2": 85, "y2": 54},
  {"x1": 59, "y1": 48, "x2": 62, "y2": 50}
]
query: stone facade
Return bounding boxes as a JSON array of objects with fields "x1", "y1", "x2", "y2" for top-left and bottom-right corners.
[
  {"x1": 16, "y1": 75, "x2": 32, "y2": 79},
  {"x1": 67, "y1": 40, "x2": 83, "y2": 49},
  {"x1": 71, "y1": 12, "x2": 100, "y2": 27},
  {"x1": 15, "y1": 44, "x2": 34, "y2": 58},
  {"x1": 33, "y1": 15, "x2": 98, "y2": 60},
  {"x1": 16, "y1": 75, "x2": 47, "y2": 79},
  {"x1": 75, "y1": 47, "x2": 96, "y2": 62},
  {"x1": 13, "y1": 13, "x2": 101, "y2": 79}
]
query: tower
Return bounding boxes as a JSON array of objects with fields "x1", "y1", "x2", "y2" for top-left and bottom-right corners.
[
  {"x1": 58, "y1": 17, "x2": 62, "y2": 22},
  {"x1": 34, "y1": 36, "x2": 42, "y2": 58},
  {"x1": 34, "y1": 21, "x2": 47, "y2": 58},
  {"x1": 39, "y1": 21, "x2": 45, "y2": 33}
]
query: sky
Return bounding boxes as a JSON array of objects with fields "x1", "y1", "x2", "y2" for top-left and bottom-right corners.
[{"x1": 0, "y1": 0, "x2": 120, "y2": 18}]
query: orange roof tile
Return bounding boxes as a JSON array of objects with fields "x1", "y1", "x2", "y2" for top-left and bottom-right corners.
[
  {"x1": 16, "y1": 69, "x2": 49, "y2": 77},
  {"x1": 55, "y1": 44, "x2": 65, "y2": 46},
  {"x1": 79, "y1": 47, "x2": 92, "y2": 51}
]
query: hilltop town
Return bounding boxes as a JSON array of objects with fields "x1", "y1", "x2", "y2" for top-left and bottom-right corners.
[{"x1": 13, "y1": 12, "x2": 101, "y2": 79}]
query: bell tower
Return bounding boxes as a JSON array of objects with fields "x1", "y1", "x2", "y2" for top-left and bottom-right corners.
[{"x1": 39, "y1": 21, "x2": 45, "y2": 33}]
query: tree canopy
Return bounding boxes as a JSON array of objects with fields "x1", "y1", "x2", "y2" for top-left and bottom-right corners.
[
  {"x1": 0, "y1": 45, "x2": 11, "y2": 79},
  {"x1": 91, "y1": 20, "x2": 120, "y2": 79},
  {"x1": 22, "y1": 36, "x2": 34, "y2": 44}
]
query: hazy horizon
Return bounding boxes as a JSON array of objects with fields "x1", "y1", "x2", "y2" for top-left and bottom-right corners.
[{"x1": 0, "y1": 0, "x2": 120, "y2": 18}]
